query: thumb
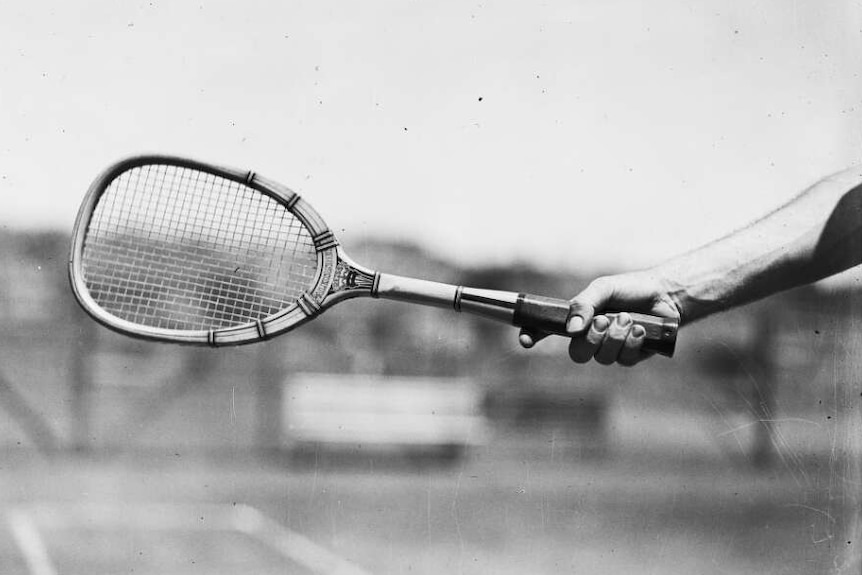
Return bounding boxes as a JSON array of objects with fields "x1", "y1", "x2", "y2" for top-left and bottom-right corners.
[{"x1": 567, "y1": 277, "x2": 614, "y2": 335}]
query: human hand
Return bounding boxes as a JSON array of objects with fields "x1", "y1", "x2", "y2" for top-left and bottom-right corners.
[{"x1": 519, "y1": 271, "x2": 682, "y2": 366}]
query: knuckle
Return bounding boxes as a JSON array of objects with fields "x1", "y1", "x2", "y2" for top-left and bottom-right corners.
[
  {"x1": 624, "y1": 334, "x2": 642, "y2": 350},
  {"x1": 588, "y1": 318, "x2": 610, "y2": 344},
  {"x1": 586, "y1": 333, "x2": 605, "y2": 347},
  {"x1": 607, "y1": 324, "x2": 630, "y2": 339}
]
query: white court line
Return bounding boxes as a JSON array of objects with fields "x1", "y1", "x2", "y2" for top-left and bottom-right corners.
[
  {"x1": 232, "y1": 505, "x2": 371, "y2": 575},
  {"x1": 7, "y1": 503, "x2": 371, "y2": 575},
  {"x1": 6, "y1": 509, "x2": 58, "y2": 575}
]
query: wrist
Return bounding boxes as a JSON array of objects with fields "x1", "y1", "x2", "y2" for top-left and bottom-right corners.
[{"x1": 650, "y1": 263, "x2": 733, "y2": 325}]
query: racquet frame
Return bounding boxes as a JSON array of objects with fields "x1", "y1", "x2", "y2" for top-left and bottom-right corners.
[{"x1": 70, "y1": 155, "x2": 678, "y2": 355}]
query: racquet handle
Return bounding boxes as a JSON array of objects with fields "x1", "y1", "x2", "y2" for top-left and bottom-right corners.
[
  {"x1": 373, "y1": 274, "x2": 678, "y2": 357},
  {"x1": 512, "y1": 293, "x2": 678, "y2": 357}
]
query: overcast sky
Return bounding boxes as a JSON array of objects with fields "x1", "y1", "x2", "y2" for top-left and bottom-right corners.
[{"x1": 1, "y1": 1, "x2": 860, "y2": 275}]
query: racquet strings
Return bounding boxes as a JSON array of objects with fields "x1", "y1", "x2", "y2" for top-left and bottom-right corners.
[{"x1": 81, "y1": 164, "x2": 319, "y2": 331}]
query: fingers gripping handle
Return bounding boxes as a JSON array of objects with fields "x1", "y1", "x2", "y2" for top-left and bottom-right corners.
[{"x1": 512, "y1": 294, "x2": 678, "y2": 357}]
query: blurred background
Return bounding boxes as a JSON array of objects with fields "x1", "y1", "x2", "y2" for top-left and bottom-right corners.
[
  {"x1": 1, "y1": 1, "x2": 862, "y2": 574},
  {"x1": 0, "y1": 232, "x2": 860, "y2": 574}
]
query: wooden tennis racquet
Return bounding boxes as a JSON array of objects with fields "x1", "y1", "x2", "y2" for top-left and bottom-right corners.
[{"x1": 69, "y1": 155, "x2": 678, "y2": 354}]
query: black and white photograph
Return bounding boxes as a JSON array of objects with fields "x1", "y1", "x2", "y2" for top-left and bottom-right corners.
[{"x1": 1, "y1": 2, "x2": 860, "y2": 574}]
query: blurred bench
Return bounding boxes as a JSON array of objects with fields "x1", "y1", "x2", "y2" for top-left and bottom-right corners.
[{"x1": 282, "y1": 373, "x2": 487, "y2": 460}]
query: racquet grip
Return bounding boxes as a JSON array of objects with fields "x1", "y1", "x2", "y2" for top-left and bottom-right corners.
[{"x1": 512, "y1": 293, "x2": 678, "y2": 357}]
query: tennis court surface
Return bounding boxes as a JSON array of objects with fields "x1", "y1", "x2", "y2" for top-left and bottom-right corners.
[
  {"x1": 6, "y1": 501, "x2": 371, "y2": 575},
  {"x1": 0, "y1": 447, "x2": 856, "y2": 575}
]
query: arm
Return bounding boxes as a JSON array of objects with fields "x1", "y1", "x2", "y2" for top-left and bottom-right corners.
[
  {"x1": 659, "y1": 165, "x2": 862, "y2": 321},
  {"x1": 522, "y1": 165, "x2": 862, "y2": 365}
]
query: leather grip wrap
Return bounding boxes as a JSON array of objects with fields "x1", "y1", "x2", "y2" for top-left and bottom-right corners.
[{"x1": 512, "y1": 293, "x2": 678, "y2": 357}]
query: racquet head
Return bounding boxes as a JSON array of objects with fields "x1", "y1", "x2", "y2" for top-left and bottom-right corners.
[{"x1": 69, "y1": 155, "x2": 369, "y2": 346}]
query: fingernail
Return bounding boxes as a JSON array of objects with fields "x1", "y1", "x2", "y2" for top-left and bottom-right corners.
[
  {"x1": 566, "y1": 315, "x2": 585, "y2": 333},
  {"x1": 616, "y1": 313, "x2": 632, "y2": 327},
  {"x1": 632, "y1": 325, "x2": 645, "y2": 338},
  {"x1": 593, "y1": 316, "x2": 609, "y2": 333}
]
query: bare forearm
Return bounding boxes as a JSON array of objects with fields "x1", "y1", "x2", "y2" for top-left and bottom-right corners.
[
  {"x1": 655, "y1": 166, "x2": 862, "y2": 323},
  {"x1": 551, "y1": 165, "x2": 862, "y2": 366}
]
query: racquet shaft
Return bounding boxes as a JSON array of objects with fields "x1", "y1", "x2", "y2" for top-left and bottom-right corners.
[{"x1": 373, "y1": 273, "x2": 678, "y2": 356}]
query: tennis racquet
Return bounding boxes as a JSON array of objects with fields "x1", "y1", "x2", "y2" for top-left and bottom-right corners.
[{"x1": 69, "y1": 155, "x2": 678, "y2": 355}]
